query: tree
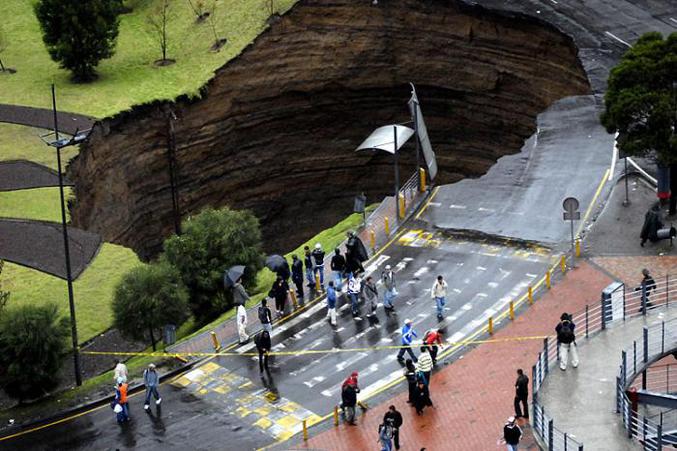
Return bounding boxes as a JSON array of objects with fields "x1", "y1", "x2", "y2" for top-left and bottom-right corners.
[
  {"x1": 0, "y1": 304, "x2": 69, "y2": 402},
  {"x1": 164, "y1": 207, "x2": 265, "y2": 324},
  {"x1": 601, "y1": 32, "x2": 677, "y2": 164},
  {"x1": 205, "y1": 0, "x2": 226, "y2": 51},
  {"x1": 147, "y1": 0, "x2": 175, "y2": 65},
  {"x1": 186, "y1": 0, "x2": 209, "y2": 23},
  {"x1": 0, "y1": 25, "x2": 9, "y2": 73},
  {"x1": 34, "y1": 0, "x2": 122, "y2": 82},
  {"x1": 113, "y1": 262, "x2": 189, "y2": 351}
]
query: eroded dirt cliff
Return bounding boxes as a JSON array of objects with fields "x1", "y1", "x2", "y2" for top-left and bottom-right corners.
[{"x1": 71, "y1": 0, "x2": 590, "y2": 259}]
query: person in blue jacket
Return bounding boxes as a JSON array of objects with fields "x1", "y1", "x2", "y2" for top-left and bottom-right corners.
[{"x1": 396, "y1": 319, "x2": 418, "y2": 363}]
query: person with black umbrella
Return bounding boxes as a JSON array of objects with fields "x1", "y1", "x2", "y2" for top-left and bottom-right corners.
[
  {"x1": 291, "y1": 255, "x2": 304, "y2": 301},
  {"x1": 346, "y1": 231, "x2": 368, "y2": 275},
  {"x1": 269, "y1": 276, "x2": 289, "y2": 317},
  {"x1": 232, "y1": 277, "x2": 249, "y2": 307}
]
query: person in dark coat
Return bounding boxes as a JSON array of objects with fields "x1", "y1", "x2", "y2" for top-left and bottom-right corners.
[
  {"x1": 291, "y1": 255, "x2": 304, "y2": 301},
  {"x1": 303, "y1": 246, "x2": 314, "y2": 288},
  {"x1": 503, "y1": 416, "x2": 522, "y2": 451},
  {"x1": 330, "y1": 248, "x2": 346, "y2": 291},
  {"x1": 403, "y1": 359, "x2": 417, "y2": 405},
  {"x1": 383, "y1": 405, "x2": 403, "y2": 450},
  {"x1": 514, "y1": 368, "x2": 529, "y2": 418},
  {"x1": 311, "y1": 243, "x2": 326, "y2": 289},
  {"x1": 341, "y1": 383, "x2": 358, "y2": 425},
  {"x1": 641, "y1": 204, "x2": 663, "y2": 246},
  {"x1": 638, "y1": 268, "x2": 657, "y2": 312},
  {"x1": 413, "y1": 380, "x2": 432, "y2": 415},
  {"x1": 345, "y1": 231, "x2": 368, "y2": 274},
  {"x1": 269, "y1": 276, "x2": 289, "y2": 317},
  {"x1": 254, "y1": 330, "x2": 271, "y2": 373}
]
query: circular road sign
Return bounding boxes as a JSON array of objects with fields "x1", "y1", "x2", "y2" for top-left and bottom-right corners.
[{"x1": 562, "y1": 197, "x2": 580, "y2": 213}]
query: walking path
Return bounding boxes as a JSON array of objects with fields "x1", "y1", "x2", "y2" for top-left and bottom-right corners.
[
  {"x1": 538, "y1": 308, "x2": 677, "y2": 450},
  {"x1": 0, "y1": 160, "x2": 69, "y2": 191},
  {"x1": 290, "y1": 261, "x2": 612, "y2": 450},
  {"x1": 0, "y1": 103, "x2": 94, "y2": 135}
]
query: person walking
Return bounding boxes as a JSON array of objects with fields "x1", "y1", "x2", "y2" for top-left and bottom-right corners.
[
  {"x1": 423, "y1": 328, "x2": 444, "y2": 365},
  {"x1": 232, "y1": 277, "x2": 250, "y2": 307},
  {"x1": 413, "y1": 380, "x2": 432, "y2": 415},
  {"x1": 347, "y1": 272, "x2": 362, "y2": 317},
  {"x1": 113, "y1": 359, "x2": 128, "y2": 384},
  {"x1": 258, "y1": 299, "x2": 273, "y2": 334},
  {"x1": 346, "y1": 231, "x2": 368, "y2": 275},
  {"x1": 397, "y1": 319, "x2": 418, "y2": 364},
  {"x1": 383, "y1": 405, "x2": 403, "y2": 450},
  {"x1": 382, "y1": 265, "x2": 397, "y2": 310},
  {"x1": 269, "y1": 276, "x2": 289, "y2": 317},
  {"x1": 416, "y1": 346, "x2": 433, "y2": 386},
  {"x1": 255, "y1": 330, "x2": 272, "y2": 373},
  {"x1": 143, "y1": 363, "x2": 162, "y2": 410},
  {"x1": 378, "y1": 419, "x2": 394, "y2": 451},
  {"x1": 341, "y1": 382, "x2": 358, "y2": 425},
  {"x1": 514, "y1": 368, "x2": 529, "y2": 419},
  {"x1": 638, "y1": 268, "x2": 657, "y2": 313},
  {"x1": 312, "y1": 243, "x2": 326, "y2": 289},
  {"x1": 363, "y1": 276, "x2": 379, "y2": 317},
  {"x1": 431, "y1": 275, "x2": 448, "y2": 320},
  {"x1": 304, "y1": 246, "x2": 314, "y2": 288},
  {"x1": 114, "y1": 377, "x2": 130, "y2": 423},
  {"x1": 503, "y1": 416, "x2": 522, "y2": 451},
  {"x1": 556, "y1": 313, "x2": 578, "y2": 370},
  {"x1": 403, "y1": 359, "x2": 417, "y2": 405},
  {"x1": 291, "y1": 255, "x2": 305, "y2": 301},
  {"x1": 326, "y1": 280, "x2": 338, "y2": 326},
  {"x1": 236, "y1": 303, "x2": 248, "y2": 344},
  {"x1": 330, "y1": 248, "x2": 346, "y2": 291}
]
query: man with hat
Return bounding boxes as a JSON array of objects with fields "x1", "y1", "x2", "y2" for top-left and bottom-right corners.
[
  {"x1": 143, "y1": 363, "x2": 161, "y2": 410},
  {"x1": 382, "y1": 264, "x2": 397, "y2": 310},
  {"x1": 503, "y1": 416, "x2": 522, "y2": 451}
]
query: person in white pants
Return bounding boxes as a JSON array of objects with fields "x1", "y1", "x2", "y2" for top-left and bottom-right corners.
[
  {"x1": 558, "y1": 342, "x2": 579, "y2": 370},
  {"x1": 556, "y1": 313, "x2": 579, "y2": 370},
  {"x1": 237, "y1": 304, "x2": 248, "y2": 344}
]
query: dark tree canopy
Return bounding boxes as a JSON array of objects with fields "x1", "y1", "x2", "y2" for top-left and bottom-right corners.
[
  {"x1": 34, "y1": 0, "x2": 122, "y2": 82},
  {"x1": 601, "y1": 32, "x2": 677, "y2": 164},
  {"x1": 113, "y1": 262, "x2": 189, "y2": 350},
  {"x1": 0, "y1": 304, "x2": 69, "y2": 401},
  {"x1": 164, "y1": 207, "x2": 265, "y2": 323}
]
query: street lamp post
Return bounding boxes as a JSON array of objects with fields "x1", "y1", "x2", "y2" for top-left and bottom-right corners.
[
  {"x1": 392, "y1": 125, "x2": 401, "y2": 220},
  {"x1": 47, "y1": 84, "x2": 83, "y2": 386}
]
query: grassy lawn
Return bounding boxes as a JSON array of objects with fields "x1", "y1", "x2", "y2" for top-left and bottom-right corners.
[
  {"x1": 1, "y1": 0, "x2": 298, "y2": 118},
  {"x1": 0, "y1": 123, "x2": 79, "y2": 170},
  {"x1": 182, "y1": 205, "x2": 377, "y2": 341},
  {"x1": 2, "y1": 243, "x2": 142, "y2": 343},
  {"x1": 0, "y1": 187, "x2": 72, "y2": 222}
]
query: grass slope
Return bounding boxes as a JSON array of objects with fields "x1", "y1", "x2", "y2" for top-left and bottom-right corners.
[
  {"x1": 1, "y1": 0, "x2": 298, "y2": 118},
  {"x1": 0, "y1": 123, "x2": 78, "y2": 170},
  {"x1": 0, "y1": 187, "x2": 72, "y2": 222},
  {"x1": 2, "y1": 243, "x2": 142, "y2": 343}
]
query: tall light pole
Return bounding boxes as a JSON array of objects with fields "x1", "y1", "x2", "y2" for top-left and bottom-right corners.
[{"x1": 46, "y1": 84, "x2": 83, "y2": 386}]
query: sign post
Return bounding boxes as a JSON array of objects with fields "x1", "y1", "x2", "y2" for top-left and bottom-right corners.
[{"x1": 563, "y1": 197, "x2": 581, "y2": 267}]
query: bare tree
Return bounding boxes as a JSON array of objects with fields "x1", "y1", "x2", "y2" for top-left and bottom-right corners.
[
  {"x1": 146, "y1": 0, "x2": 174, "y2": 65},
  {"x1": 205, "y1": 0, "x2": 226, "y2": 51},
  {"x1": 186, "y1": 0, "x2": 209, "y2": 22}
]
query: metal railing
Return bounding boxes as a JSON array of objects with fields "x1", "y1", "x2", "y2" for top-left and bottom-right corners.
[
  {"x1": 532, "y1": 272, "x2": 677, "y2": 450},
  {"x1": 616, "y1": 319, "x2": 677, "y2": 450},
  {"x1": 630, "y1": 363, "x2": 677, "y2": 393}
]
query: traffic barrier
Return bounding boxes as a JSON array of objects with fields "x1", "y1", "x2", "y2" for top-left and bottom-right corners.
[
  {"x1": 488, "y1": 316, "x2": 494, "y2": 335},
  {"x1": 546, "y1": 270, "x2": 551, "y2": 289},
  {"x1": 385, "y1": 217, "x2": 390, "y2": 235},
  {"x1": 398, "y1": 194, "x2": 405, "y2": 219},
  {"x1": 315, "y1": 272, "x2": 321, "y2": 291},
  {"x1": 509, "y1": 301, "x2": 515, "y2": 321},
  {"x1": 210, "y1": 331, "x2": 221, "y2": 351},
  {"x1": 370, "y1": 230, "x2": 376, "y2": 250},
  {"x1": 528, "y1": 286, "x2": 533, "y2": 305},
  {"x1": 303, "y1": 419, "x2": 308, "y2": 440},
  {"x1": 333, "y1": 406, "x2": 339, "y2": 426},
  {"x1": 290, "y1": 289, "x2": 299, "y2": 309},
  {"x1": 560, "y1": 255, "x2": 566, "y2": 273},
  {"x1": 419, "y1": 168, "x2": 426, "y2": 192},
  {"x1": 575, "y1": 239, "x2": 581, "y2": 257}
]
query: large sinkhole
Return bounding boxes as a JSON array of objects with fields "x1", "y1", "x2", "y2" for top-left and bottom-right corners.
[{"x1": 71, "y1": 0, "x2": 590, "y2": 259}]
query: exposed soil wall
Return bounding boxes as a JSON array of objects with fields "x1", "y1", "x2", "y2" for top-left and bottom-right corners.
[{"x1": 70, "y1": 0, "x2": 590, "y2": 259}]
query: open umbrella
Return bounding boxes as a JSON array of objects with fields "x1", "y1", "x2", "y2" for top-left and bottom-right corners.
[
  {"x1": 223, "y1": 265, "x2": 245, "y2": 289},
  {"x1": 265, "y1": 254, "x2": 287, "y2": 272}
]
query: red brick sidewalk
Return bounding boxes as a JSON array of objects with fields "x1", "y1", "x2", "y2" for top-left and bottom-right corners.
[
  {"x1": 295, "y1": 261, "x2": 612, "y2": 451},
  {"x1": 592, "y1": 256, "x2": 677, "y2": 286}
]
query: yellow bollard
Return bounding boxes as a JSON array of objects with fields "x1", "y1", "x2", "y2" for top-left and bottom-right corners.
[
  {"x1": 290, "y1": 289, "x2": 298, "y2": 309},
  {"x1": 385, "y1": 217, "x2": 390, "y2": 235},
  {"x1": 528, "y1": 286, "x2": 534, "y2": 305},
  {"x1": 333, "y1": 406, "x2": 339, "y2": 426},
  {"x1": 560, "y1": 255, "x2": 566, "y2": 273},
  {"x1": 370, "y1": 230, "x2": 376, "y2": 249},
  {"x1": 210, "y1": 331, "x2": 221, "y2": 351},
  {"x1": 419, "y1": 168, "x2": 427, "y2": 192},
  {"x1": 488, "y1": 316, "x2": 494, "y2": 335},
  {"x1": 398, "y1": 193, "x2": 406, "y2": 219},
  {"x1": 303, "y1": 419, "x2": 308, "y2": 441},
  {"x1": 315, "y1": 272, "x2": 321, "y2": 291},
  {"x1": 509, "y1": 301, "x2": 515, "y2": 321},
  {"x1": 575, "y1": 239, "x2": 581, "y2": 257},
  {"x1": 546, "y1": 270, "x2": 551, "y2": 289}
]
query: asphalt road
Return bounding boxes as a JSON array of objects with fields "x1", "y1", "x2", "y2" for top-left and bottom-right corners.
[{"x1": 2, "y1": 0, "x2": 676, "y2": 449}]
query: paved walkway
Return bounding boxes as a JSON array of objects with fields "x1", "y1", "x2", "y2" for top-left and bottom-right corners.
[
  {"x1": 0, "y1": 104, "x2": 94, "y2": 135},
  {"x1": 538, "y1": 307, "x2": 677, "y2": 450},
  {"x1": 291, "y1": 261, "x2": 612, "y2": 450}
]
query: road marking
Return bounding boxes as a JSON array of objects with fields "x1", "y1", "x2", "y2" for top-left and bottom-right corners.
[
  {"x1": 476, "y1": 266, "x2": 487, "y2": 271},
  {"x1": 428, "y1": 202, "x2": 441, "y2": 207},
  {"x1": 414, "y1": 186, "x2": 440, "y2": 220},
  {"x1": 670, "y1": 18, "x2": 677, "y2": 25},
  {"x1": 461, "y1": 303, "x2": 473, "y2": 311},
  {"x1": 478, "y1": 207, "x2": 495, "y2": 213},
  {"x1": 449, "y1": 204, "x2": 467, "y2": 209},
  {"x1": 452, "y1": 288, "x2": 462, "y2": 294},
  {"x1": 426, "y1": 259, "x2": 438, "y2": 264},
  {"x1": 526, "y1": 273, "x2": 538, "y2": 278},
  {"x1": 605, "y1": 31, "x2": 631, "y2": 47},
  {"x1": 488, "y1": 282, "x2": 499, "y2": 288},
  {"x1": 413, "y1": 267, "x2": 429, "y2": 277}
]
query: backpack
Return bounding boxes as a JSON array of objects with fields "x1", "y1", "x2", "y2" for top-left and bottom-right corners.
[
  {"x1": 258, "y1": 306, "x2": 270, "y2": 323},
  {"x1": 379, "y1": 422, "x2": 394, "y2": 440},
  {"x1": 558, "y1": 321, "x2": 574, "y2": 344}
]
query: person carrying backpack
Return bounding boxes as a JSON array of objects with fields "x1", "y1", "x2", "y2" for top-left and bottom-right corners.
[
  {"x1": 556, "y1": 313, "x2": 578, "y2": 370},
  {"x1": 383, "y1": 405, "x2": 403, "y2": 450},
  {"x1": 258, "y1": 299, "x2": 273, "y2": 334},
  {"x1": 502, "y1": 416, "x2": 522, "y2": 451},
  {"x1": 378, "y1": 418, "x2": 394, "y2": 451}
]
